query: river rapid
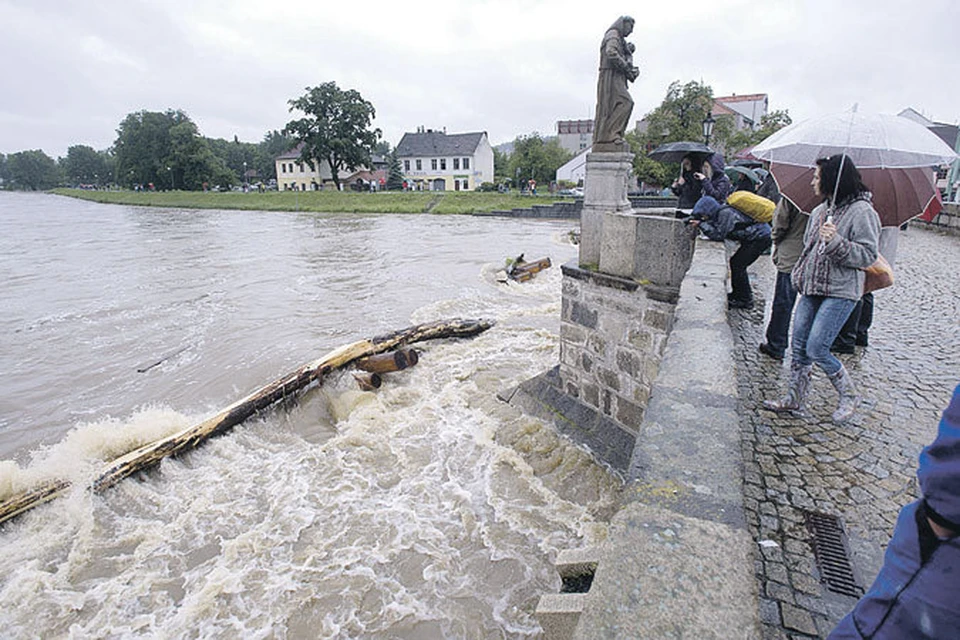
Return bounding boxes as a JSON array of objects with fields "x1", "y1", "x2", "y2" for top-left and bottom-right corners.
[{"x1": 0, "y1": 192, "x2": 620, "y2": 639}]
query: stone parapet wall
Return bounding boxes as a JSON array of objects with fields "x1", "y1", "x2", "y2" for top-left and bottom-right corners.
[
  {"x1": 559, "y1": 264, "x2": 676, "y2": 436},
  {"x1": 913, "y1": 202, "x2": 960, "y2": 235}
]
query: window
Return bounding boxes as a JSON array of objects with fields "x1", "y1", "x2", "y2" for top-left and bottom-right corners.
[
  {"x1": 462, "y1": 158, "x2": 470, "y2": 170},
  {"x1": 453, "y1": 158, "x2": 460, "y2": 170},
  {"x1": 404, "y1": 160, "x2": 410, "y2": 171},
  {"x1": 440, "y1": 159, "x2": 446, "y2": 170},
  {"x1": 299, "y1": 163, "x2": 305, "y2": 172},
  {"x1": 416, "y1": 159, "x2": 422, "y2": 170},
  {"x1": 431, "y1": 159, "x2": 437, "y2": 170},
  {"x1": 281, "y1": 163, "x2": 287, "y2": 174}
]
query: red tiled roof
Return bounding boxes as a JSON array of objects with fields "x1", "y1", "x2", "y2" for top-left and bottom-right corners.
[{"x1": 715, "y1": 93, "x2": 767, "y2": 103}]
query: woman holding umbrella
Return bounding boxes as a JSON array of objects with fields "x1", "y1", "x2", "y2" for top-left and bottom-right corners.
[{"x1": 763, "y1": 154, "x2": 880, "y2": 424}]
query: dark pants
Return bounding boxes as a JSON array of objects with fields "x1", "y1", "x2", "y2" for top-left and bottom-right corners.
[
  {"x1": 764, "y1": 270, "x2": 798, "y2": 357},
  {"x1": 833, "y1": 292, "x2": 874, "y2": 350},
  {"x1": 729, "y1": 236, "x2": 772, "y2": 303}
]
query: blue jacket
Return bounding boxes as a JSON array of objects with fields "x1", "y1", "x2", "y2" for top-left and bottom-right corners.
[
  {"x1": 692, "y1": 196, "x2": 771, "y2": 243},
  {"x1": 830, "y1": 384, "x2": 960, "y2": 639}
]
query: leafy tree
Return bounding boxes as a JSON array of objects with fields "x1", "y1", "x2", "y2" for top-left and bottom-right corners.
[
  {"x1": 284, "y1": 82, "x2": 382, "y2": 190},
  {"x1": 113, "y1": 109, "x2": 231, "y2": 190},
  {"x1": 6, "y1": 150, "x2": 61, "y2": 190},
  {"x1": 0, "y1": 153, "x2": 8, "y2": 188},
  {"x1": 507, "y1": 134, "x2": 572, "y2": 188},
  {"x1": 373, "y1": 140, "x2": 392, "y2": 157},
  {"x1": 626, "y1": 128, "x2": 669, "y2": 188},
  {"x1": 386, "y1": 151, "x2": 404, "y2": 190},
  {"x1": 637, "y1": 80, "x2": 719, "y2": 151},
  {"x1": 61, "y1": 145, "x2": 111, "y2": 186}
]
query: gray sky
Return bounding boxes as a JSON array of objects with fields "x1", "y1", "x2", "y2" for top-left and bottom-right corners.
[{"x1": 1, "y1": 0, "x2": 957, "y2": 159}]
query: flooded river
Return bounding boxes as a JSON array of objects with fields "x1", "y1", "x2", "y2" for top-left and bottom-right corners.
[{"x1": 0, "y1": 192, "x2": 619, "y2": 638}]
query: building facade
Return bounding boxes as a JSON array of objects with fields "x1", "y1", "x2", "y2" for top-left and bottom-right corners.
[
  {"x1": 557, "y1": 119, "x2": 594, "y2": 155},
  {"x1": 395, "y1": 128, "x2": 494, "y2": 191},
  {"x1": 712, "y1": 93, "x2": 769, "y2": 130}
]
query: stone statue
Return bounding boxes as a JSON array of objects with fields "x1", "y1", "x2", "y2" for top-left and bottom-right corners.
[{"x1": 592, "y1": 16, "x2": 639, "y2": 152}]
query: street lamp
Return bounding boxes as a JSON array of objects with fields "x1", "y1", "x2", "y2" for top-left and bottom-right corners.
[
  {"x1": 167, "y1": 166, "x2": 174, "y2": 191},
  {"x1": 702, "y1": 113, "x2": 716, "y2": 148},
  {"x1": 243, "y1": 161, "x2": 248, "y2": 191}
]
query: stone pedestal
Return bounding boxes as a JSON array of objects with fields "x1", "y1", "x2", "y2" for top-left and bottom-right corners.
[
  {"x1": 599, "y1": 212, "x2": 696, "y2": 289},
  {"x1": 578, "y1": 151, "x2": 635, "y2": 268}
]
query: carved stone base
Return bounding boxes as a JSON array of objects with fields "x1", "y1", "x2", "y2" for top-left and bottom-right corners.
[{"x1": 579, "y1": 151, "x2": 635, "y2": 268}]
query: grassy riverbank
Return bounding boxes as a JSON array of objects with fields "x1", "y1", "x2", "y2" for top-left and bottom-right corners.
[{"x1": 51, "y1": 188, "x2": 574, "y2": 214}]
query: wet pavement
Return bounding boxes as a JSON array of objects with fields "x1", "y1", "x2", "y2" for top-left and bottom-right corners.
[{"x1": 727, "y1": 226, "x2": 960, "y2": 638}]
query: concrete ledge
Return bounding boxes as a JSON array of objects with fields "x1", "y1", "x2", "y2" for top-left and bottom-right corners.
[
  {"x1": 536, "y1": 593, "x2": 590, "y2": 640},
  {"x1": 570, "y1": 239, "x2": 761, "y2": 638},
  {"x1": 574, "y1": 502, "x2": 760, "y2": 639}
]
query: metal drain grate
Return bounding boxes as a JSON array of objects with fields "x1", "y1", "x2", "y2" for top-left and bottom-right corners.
[{"x1": 804, "y1": 511, "x2": 863, "y2": 598}]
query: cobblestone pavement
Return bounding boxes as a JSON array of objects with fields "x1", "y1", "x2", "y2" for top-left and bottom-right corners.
[{"x1": 727, "y1": 226, "x2": 960, "y2": 639}]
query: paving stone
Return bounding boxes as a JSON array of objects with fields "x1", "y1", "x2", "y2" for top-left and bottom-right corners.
[{"x1": 727, "y1": 227, "x2": 960, "y2": 637}]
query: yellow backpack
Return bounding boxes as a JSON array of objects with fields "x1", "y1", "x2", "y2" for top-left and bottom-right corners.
[{"x1": 727, "y1": 191, "x2": 775, "y2": 223}]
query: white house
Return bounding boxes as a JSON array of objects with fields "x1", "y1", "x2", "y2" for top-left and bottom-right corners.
[
  {"x1": 395, "y1": 128, "x2": 494, "y2": 191},
  {"x1": 712, "y1": 93, "x2": 769, "y2": 131},
  {"x1": 555, "y1": 148, "x2": 589, "y2": 185},
  {"x1": 275, "y1": 143, "x2": 331, "y2": 191}
]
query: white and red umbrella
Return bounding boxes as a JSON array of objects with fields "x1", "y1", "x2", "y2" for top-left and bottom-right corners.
[
  {"x1": 769, "y1": 164, "x2": 943, "y2": 226},
  {"x1": 752, "y1": 109, "x2": 956, "y2": 224}
]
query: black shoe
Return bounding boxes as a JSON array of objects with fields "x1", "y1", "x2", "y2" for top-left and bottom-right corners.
[
  {"x1": 855, "y1": 334, "x2": 868, "y2": 347},
  {"x1": 728, "y1": 298, "x2": 754, "y2": 309},
  {"x1": 759, "y1": 343, "x2": 784, "y2": 360},
  {"x1": 830, "y1": 344, "x2": 855, "y2": 354}
]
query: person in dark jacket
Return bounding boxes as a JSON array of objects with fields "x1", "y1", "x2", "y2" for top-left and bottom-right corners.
[
  {"x1": 693, "y1": 152, "x2": 734, "y2": 203},
  {"x1": 759, "y1": 198, "x2": 808, "y2": 360},
  {"x1": 689, "y1": 195, "x2": 771, "y2": 309},
  {"x1": 829, "y1": 383, "x2": 960, "y2": 639},
  {"x1": 670, "y1": 155, "x2": 703, "y2": 209}
]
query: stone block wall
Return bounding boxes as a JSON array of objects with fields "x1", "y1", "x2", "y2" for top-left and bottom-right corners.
[{"x1": 559, "y1": 264, "x2": 676, "y2": 436}]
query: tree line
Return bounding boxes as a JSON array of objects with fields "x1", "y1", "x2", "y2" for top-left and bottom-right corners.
[{"x1": 0, "y1": 79, "x2": 789, "y2": 192}]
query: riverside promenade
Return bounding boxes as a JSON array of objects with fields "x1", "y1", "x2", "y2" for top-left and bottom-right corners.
[{"x1": 729, "y1": 223, "x2": 959, "y2": 638}]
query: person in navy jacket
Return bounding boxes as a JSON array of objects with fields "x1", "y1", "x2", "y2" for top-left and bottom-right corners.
[{"x1": 830, "y1": 383, "x2": 960, "y2": 638}]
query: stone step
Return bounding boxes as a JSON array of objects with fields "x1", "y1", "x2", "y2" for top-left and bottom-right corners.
[{"x1": 534, "y1": 547, "x2": 599, "y2": 639}]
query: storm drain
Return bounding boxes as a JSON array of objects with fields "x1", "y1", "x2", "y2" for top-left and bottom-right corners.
[{"x1": 804, "y1": 511, "x2": 863, "y2": 598}]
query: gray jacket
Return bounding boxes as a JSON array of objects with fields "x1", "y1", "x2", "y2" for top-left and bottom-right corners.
[
  {"x1": 791, "y1": 197, "x2": 881, "y2": 301},
  {"x1": 770, "y1": 198, "x2": 807, "y2": 273}
]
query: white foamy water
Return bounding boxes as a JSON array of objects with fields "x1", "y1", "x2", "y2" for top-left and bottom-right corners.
[{"x1": 0, "y1": 193, "x2": 619, "y2": 638}]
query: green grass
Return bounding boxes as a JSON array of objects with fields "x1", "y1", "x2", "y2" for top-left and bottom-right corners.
[{"x1": 50, "y1": 189, "x2": 575, "y2": 214}]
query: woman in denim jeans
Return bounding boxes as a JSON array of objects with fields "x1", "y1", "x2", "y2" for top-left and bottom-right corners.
[{"x1": 764, "y1": 155, "x2": 880, "y2": 423}]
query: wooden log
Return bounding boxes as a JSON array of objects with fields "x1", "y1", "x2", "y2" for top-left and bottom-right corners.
[
  {"x1": 0, "y1": 317, "x2": 494, "y2": 526},
  {"x1": 400, "y1": 348, "x2": 419, "y2": 367},
  {"x1": 355, "y1": 351, "x2": 409, "y2": 373},
  {"x1": 353, "y1": 372, "x2": 382, "y2": 390},
  {"x1": 509, "y1": 257, "x2": 551, "y2": 281}
]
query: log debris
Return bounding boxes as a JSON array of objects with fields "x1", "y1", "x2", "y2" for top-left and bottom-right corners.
[
  {"x1": 505, "y1": 255, "x2": 552, "y2": 282},
  {"x1": 0, "y1": 317, "x2": 493, "y2": 526}
]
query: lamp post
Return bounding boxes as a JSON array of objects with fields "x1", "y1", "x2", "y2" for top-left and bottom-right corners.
[
  {"x1": 702, "y1": 113, "x2": 716, "y2": 148},
  {"x1": 167, "y1": 166, "x2": 174, "y2": 191},
  {"x1": 243, "y1": 161, "x2": 247, "y2": 191}
]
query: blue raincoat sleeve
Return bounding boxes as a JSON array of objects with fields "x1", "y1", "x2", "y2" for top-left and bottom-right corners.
[{"x1": 829, "y1": 384, "x2": 960, "y2": 639}]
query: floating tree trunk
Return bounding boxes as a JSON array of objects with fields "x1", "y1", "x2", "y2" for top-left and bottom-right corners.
[
  {"x1": 0, "y1": 317, "x2": 493, "y2": 526},
  {"x1": 353, "y1": 372, "x2": 382, "y2": 390},
  {"x1": 508, "y1": 257, "x2": 552, "y2": 282}
]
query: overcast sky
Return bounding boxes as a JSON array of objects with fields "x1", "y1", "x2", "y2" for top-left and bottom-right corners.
[{"x1": 1, "y1": 0, "x2": 957, "y2": 159}]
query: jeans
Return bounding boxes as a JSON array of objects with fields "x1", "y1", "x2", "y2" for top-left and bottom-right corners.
[
  {"x1": 729, "y1": 236, "x2": 772, "y2": 302},
  {"x1": 791, "y1": 295, "x2": 857, "y2": 375},
  {"x1": 764, "y1": 270, "x2": 798, "y2": 357}
]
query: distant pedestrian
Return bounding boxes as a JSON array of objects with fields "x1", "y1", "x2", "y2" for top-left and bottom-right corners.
[
  {"x1": 763, "y1": 154, "x2": 880, "y2": 423},
  {"x1": 759, "y1": 198, "x2": 808, "y2": 360},
  {"x1": 829, "y1": 383, "x2": 960, "y2": 639}
]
